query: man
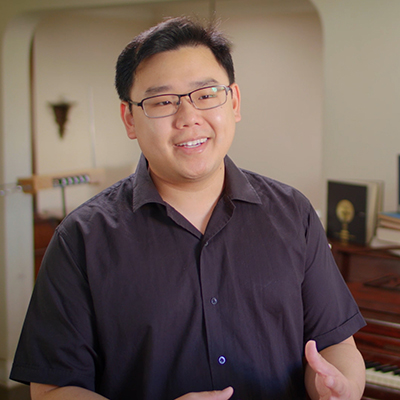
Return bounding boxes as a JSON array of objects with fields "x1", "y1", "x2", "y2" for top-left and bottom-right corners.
[{"x1": 10, "y1": 16, "x2": 366, "y2": 400}]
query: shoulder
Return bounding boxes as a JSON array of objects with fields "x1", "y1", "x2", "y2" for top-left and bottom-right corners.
[
  {"x1": 240, "y1": 168, "x2": 311, "y2": 213},
  {"x1": 57, "y1": 175, "x2": 134, "y2": 235}
]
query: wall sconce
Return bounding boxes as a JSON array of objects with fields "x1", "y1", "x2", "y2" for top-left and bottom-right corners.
[{"x1": 49, "y1": 101, "x2": 73, "y2": 138}]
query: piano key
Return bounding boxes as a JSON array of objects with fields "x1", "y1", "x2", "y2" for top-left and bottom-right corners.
[
  {"x1": 375, "y1": 364, "x2": 398, "y2": 372},
  {"x1": 366, "y1": 361, "x2": 381, "y2": 369},
  {"x1": 366, "y1": 366, "x2": 400, "y2": 390}
]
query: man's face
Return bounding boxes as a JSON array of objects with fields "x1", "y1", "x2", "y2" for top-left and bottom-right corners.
[{"x1": 121, "y1": 45, "x2": 241, "y2": 188}]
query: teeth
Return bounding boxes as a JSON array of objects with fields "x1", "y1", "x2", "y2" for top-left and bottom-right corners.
[{"x1": 177, "y1": 138, "x2": 208, "y2": 148}]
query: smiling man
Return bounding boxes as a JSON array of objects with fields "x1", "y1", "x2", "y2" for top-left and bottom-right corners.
[
  {"x1": 10, "y1": 17, "x2": 366, "y2": 400},
  {"x1": 121, "y1": 44, "x2": 240, "y2": 234}
]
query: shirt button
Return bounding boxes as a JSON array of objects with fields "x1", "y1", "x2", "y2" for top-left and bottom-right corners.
[
  {"x1": 204, "y1": 241, "x2": 209, "y2": 247},
  {"x1": 218, "y1": 356, "x2": 226, "y2": 365},
  {"x1": 210, "y1": 297, "x2": 218, "y2": 305}
]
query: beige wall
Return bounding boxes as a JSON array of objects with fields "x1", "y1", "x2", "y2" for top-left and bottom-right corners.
[
  {"x1": 2, "y1": 0, "x2": 400, "y2": 390},
  {"x1": 32, "y1": 5, "x2": 322, "y2": 217},
  {"x1": 226, "y1": 12, "x2": 322, "y2": 208},
  {"x1": 33, "y1": 13, "x2": 147, "y2": 216},
  {"x1": 312, "y1": 0, "x2": 400, "y2": 218}
]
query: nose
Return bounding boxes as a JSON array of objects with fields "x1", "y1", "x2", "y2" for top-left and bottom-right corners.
[
  {"x1": 174, "y1": 96, "x2": 201, "y2": 127},
  {"x1": 176, "y1": 94, "x2": 192, "y2": 108}
]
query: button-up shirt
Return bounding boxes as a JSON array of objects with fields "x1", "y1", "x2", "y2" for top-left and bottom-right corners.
[{"x1": 10, "y1": 154, "x2": 365, "y2": 400}]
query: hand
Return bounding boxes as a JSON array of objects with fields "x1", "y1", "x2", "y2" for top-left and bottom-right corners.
[
  {"x1": 175, "y1": 386, "x2": 234, "y2": 400},
  {"x1": 305, "y1": 340, "x2": 355, "y2": 400}
]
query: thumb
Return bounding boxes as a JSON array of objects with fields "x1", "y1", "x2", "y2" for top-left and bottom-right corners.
[
  {"x1": 207, "y1": 387, "x2": 234, "y2": 399},
  {"x1": 176, "y1": 386, "x2": 234, "y2": 400},
  {"x1": 305, "y1": 340, "x2": 325, "y2": 374}
]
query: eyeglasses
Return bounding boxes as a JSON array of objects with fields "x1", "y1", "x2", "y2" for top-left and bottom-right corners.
[{"x1": 128, "y1": 85, "x2": 232, "y2": 119}]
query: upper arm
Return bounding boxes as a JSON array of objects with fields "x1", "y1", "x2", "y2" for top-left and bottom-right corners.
[
  {"x1": 30, "y1": 383, "x2": 59, "y2": 399},
  {"x1": 335, "y1": 336, "x2": 356, "y2": 347},
  {"x1": 30, "y1": 383, "x2": 109, "y2": 399}
]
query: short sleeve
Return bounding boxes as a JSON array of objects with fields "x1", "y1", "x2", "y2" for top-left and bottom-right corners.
[
  {"x1": 10, "y1": 227, "x2": 99, "y2": 390},
  {"x1": 302, "y1": 205, "x2": 366, "y2": 350}
]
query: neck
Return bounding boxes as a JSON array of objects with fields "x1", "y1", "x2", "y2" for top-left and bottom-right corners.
[{"x1": 150, "y1": 166, "x2": 225, "y2": 234}]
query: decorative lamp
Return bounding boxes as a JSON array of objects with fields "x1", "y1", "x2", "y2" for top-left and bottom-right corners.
[{"x1": 49, "y1": 101, "x2": 73, "y2": 138}]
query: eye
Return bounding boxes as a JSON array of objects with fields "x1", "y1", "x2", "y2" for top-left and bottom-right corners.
[
  {"x1": 198, "y1": 93, "x2": 217, "y2": 100},
  {"x1": 195, "y1": 86, "x2": 221, "y2": 101},
  {"x1": 146, "y1": 96, "x2": 176, "y2": 108},
  {"x1": 155, "y1": 100, "x2": 172, "y2": 107}
]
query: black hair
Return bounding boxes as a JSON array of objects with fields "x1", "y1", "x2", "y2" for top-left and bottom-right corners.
[{"x1": 115, "y1": 16, "x2": 235, "y2": 102}]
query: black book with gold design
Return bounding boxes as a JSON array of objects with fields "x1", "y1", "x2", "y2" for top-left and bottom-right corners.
[
  {"x1": 327, "y1": 180, "x2": 368, "y2": 245},
  {"x1": 327, "y1": 178, "x2": 383, "y2": 245}
]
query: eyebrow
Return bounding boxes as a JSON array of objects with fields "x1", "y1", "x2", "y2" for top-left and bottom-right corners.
[
  {"x1": 143, "y1": 85, "x2": 172, "y2": 97},
  {"x1": 143, "y1": 79, "x2": 220, "y2": 97}
]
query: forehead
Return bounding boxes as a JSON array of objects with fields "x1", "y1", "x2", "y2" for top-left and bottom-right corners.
[{"x1": 132, "y1": 46, "x2": 229, "y2": 95}]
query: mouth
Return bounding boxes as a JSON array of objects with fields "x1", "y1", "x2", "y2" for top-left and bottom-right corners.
[{"x1": 175, "y1": 138, "x2": 208, "y2": 148}]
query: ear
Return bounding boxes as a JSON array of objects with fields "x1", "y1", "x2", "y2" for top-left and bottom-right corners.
[
  {"x1": 230, "y1": 83, "x2": 242, "y2": 123},
  {"x1": 120, "y1": 102, "x2": 137, "y2": 140}
]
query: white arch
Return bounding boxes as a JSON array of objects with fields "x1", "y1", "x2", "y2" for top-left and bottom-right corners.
[{"x1": 0, "y1": 10, "x2": 46, "y2": 387}]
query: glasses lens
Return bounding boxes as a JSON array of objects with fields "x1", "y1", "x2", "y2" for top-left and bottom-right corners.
[
  {"x1": 191, "y1": 86, "x2": 228, "y2": 110},
  {"x1": 142, "y1": 95, "x2": 179, "y2": 118},
  {"x1": 140, "y1": 86, "x2": 229, "y2": 118}
]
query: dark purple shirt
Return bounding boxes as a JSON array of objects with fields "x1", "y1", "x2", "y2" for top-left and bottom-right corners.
[{"x1": 10, "y1": 155, "x2": 365, "y2": 399}]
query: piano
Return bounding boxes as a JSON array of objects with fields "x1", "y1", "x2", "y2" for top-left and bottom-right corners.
[{"x1": 330, "y1": 241, "x2": 400, "y2": 400}]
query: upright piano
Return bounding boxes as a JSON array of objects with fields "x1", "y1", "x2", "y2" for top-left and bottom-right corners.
[{"x1": 331, "y1": 241, "x2": 400, "y2": 400}]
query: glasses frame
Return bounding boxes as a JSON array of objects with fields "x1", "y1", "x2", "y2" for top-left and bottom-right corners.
[{"x1": 127, "y1": 85, "x2": 232, "y2": 119}]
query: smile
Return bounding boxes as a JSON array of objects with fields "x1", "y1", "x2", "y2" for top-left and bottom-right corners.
[{"x1": 176, "y1": 138, "x2": 208, "y2": 148}]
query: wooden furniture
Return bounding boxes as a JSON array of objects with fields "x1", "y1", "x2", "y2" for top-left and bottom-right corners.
[
  {"x1": 330, "y1": 240, "x2": 400, "y2": 400},
  {"x1": 18, "y1": 168, "x2": 105, "y2": 194},
  {"x1": 34, "y1": 215, "x2": 61, "y2": 279}
]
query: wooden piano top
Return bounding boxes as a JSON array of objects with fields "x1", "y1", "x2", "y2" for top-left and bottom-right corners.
[
  {"x1": 347, "y1": 280, "x2": 400, "y2": 325},
  {"x1": 348, "y1": 280, "x2": 400, "y2": 364},
  {"x1": 330, "y1": 240, "x2": 400, "y2": 323},
  {"x1": 330, "y1": 241, "x2": 400, "y2": 399}
]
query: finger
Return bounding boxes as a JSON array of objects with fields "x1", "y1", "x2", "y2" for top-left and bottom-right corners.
[
  {"x1": 305, "y1": 341, "x2": 348, "y2": 397},
  {"x1": 305, "y1": 340, "x2": 334, "y2": 376},
  {"x1": 176, "y1": 386, "x2": 234, "y2": 400},
  {"x1": 314, "y1": 373, "x2": 333, "y2": 399},
  {"x1": 206, "y1": 387, "x2": 234, "y2": 399}
]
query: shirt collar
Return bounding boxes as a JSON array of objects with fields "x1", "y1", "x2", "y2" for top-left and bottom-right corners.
[
  {"x1": 132, "y1": 154, "x2": 165, "y2": 212},
  {"x1": 223, "y1": 156, "x2": 261, "y2": 204},
  {"x1": 132, "y1": 153, "x2": 261, "y2": 212}
]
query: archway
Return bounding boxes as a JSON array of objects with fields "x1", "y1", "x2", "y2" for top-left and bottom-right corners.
[{"x1": 0, "y1": 0, "x2": 322, "y2": 393}]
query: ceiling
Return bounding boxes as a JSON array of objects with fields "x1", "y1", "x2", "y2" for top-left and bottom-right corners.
[{"x1": 73, "y1": 0, "x2": 317, "y2": 23}]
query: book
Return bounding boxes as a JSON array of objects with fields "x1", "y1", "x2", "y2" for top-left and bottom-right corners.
[
  {"x1": 326, "y1": 179, "x2": 383, "y2": 245},
  {"x1": 376, "y1": 226, "x2": 400, "y2": 243},
  {"x1": 371, "y1": 211, "x2": 400, "y2": 255},
  {"x1": 377, "y1": 218, "x2": 400, "y2": 231},
  {"x1": 369, "y1": 235, "x2": 400, "y2": 257},
  {"x1": 378, "y1": 211, "x2": 400, "y2": 225}
]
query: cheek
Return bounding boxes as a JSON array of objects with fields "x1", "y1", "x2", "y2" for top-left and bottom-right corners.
[
  {"x1": 135, "y1": 119, "x2": 172, "y2": 150},
  {"x1": 136, "y1": 118, "x2": 162, "y2": 138},
  {"x1": 206, "y1": 108, "x2": 227, "y2": 127},
  {"x1": 211, "y1": 110, "x2": 236, "y2": 136}
]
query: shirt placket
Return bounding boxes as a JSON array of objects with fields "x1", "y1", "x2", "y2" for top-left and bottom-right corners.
[
  {"x1": 198, "y1": 197, "x2": 235, "y2": 387},
  {"x1": 199, "y1": 238, "x2": 228, "y2": 386}
]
